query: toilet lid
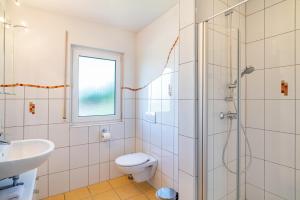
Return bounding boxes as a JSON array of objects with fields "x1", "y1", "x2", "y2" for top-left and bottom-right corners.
[{"x1": 115, "y1": 153, "x2": 150, "y2": 167}]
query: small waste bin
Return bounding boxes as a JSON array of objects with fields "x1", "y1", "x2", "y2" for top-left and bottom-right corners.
[{"x1": 156, "y1": 187, "x2": 178, "y2": 200}]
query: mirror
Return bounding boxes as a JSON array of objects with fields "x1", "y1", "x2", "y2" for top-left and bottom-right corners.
[{"x1": 0, "y1": 0, "x2": 5, "y2": 133}]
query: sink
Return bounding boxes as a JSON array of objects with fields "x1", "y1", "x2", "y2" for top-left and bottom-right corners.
[{"x1": 0, "y1": 139, "x2": 55, "y2": 180}]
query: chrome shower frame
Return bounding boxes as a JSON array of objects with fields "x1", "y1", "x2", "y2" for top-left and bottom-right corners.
[{"x1": 197, "y1": 1, "x2": 249, "y2": 199}]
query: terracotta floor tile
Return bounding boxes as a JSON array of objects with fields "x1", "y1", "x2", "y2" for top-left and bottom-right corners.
[
  {"x1": 114, "y1": 184, "x2": 142, "y2": 200},
  {"x1": 134, "y1": 182, "x2": 155, "y2": 192},
  {"x1": 109, "y1": 176, "x2": 133, "y2": 188},
  {"x1": 127, "y1": 194, "x2": 148, "y2": 200},
  {"x1": 65, "y1": 187, "x2": 90, "y2": 200},
  {"x1": 88, "y1": 181, "x2": 112, "y2": 195},
  {"x1": 92, "y1": 190, "x2": 120, "y2": 200},
  {"x1": 43, "y1": 194, "x2": 65, "y2": 200},
  {"x1": 144, "y1": 189, "x2": 157, "y2": 200},
  {"x1": 46, "y1": 179, "x2": 158, "y2": 200}
]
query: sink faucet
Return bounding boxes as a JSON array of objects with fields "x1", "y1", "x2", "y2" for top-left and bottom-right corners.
[{"x1": 0, "y1": 133, "x2": 10, "y2": 145}]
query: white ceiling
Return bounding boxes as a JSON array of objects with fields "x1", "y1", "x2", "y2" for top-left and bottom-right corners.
[{"x1": 23, "y1": 0, "x2": 178, "y2": 32}]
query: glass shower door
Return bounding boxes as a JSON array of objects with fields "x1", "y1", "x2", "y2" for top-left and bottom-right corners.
[{"x1": 199, "y1": 5, "x2": 247, "y2": 200}]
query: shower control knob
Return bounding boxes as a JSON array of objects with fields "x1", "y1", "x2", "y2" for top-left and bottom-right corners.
[
  {"x1": 219, "y1": 112, "x2": 237, "y2": 120},
  {"x1": 219, "y1": 112, "x2": 225, "y2": 120}
]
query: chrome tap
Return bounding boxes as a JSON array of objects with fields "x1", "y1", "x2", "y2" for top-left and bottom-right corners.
[
  {"x1": 219, "y1": 112, "x2": 237, "y2": 120},
  {"x1": 0, "y1": 133, "x2": 10, "y2": 145}
]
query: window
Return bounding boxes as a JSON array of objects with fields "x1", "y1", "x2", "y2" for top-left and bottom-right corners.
[{"x1": 72, "y1": 46, "x2": 121, "y2": 123}]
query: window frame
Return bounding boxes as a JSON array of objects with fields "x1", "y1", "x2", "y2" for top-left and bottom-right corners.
[{"x1": 71, "y1": 45, "x2": 122, "y2": 124}]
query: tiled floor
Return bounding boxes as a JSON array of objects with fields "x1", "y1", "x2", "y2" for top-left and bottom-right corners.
[{"x1": 44, "y1": 176, "x2": 157, "y2": 200}]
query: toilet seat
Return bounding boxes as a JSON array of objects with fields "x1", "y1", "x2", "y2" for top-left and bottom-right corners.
[
  {"x1": 115, "y1": 153, "x2": 150, "y2": 167},
  {"x1": 115, "y1": 152, "x2": 158, "y2": 182}
]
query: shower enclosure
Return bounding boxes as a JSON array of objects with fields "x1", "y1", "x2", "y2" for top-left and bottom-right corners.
[
  {"x1": 199, "y1": 3, "x2": 247, "y2": 199},
  {"x1": 199, "y1": 0, "x2": 298, "y2": 199}
]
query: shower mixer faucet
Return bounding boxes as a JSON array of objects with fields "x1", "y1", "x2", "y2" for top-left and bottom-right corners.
[
  {"x1": 0, "y1": 133, "x2": 10, "y2": 145},
  {"x1": 219, "y1": 112, "x2": 237, "y2": 120}
]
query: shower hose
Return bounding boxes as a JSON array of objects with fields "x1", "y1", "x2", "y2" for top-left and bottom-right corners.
[{"x1": 221, "y1": 100, "x2": 253, "y2": 174}]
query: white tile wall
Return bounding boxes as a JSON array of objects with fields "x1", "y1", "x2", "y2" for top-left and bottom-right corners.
[
  {"x1": 109, "y1": 139, "x2": 125, "y2": 160},
  {"x1": 70, "y1": 167, "x2": 89, "y2": 190},
  {"x1": 213, "y1": 32, "x2": 228, "y2": 67},
  {"x1": 265, "y1": 0, "x2": 295, "y2": 37},
  {"x1": 109, "y1": 162, "x2": 123, "y2": 179},
  {"x1": 135, "y1": 43, "x2": 180, "y2": 192},
  {"x1": 70, "y1": 145, "x2": 89, "y2": 169},
  {"x1": 246, "y1": 100, "x2": 264, "y2": 129},
  {"x1": 3, "y1": 87, "x2": 136, "y2": 198},
  {"x1": 246, "y1": 40, "x2": 265, "y2": 70},
  {"x1": 49, "y1": 148, "x2": 70, "y2": 173},
  {"x1": 49, "y1": 99, "x2": 70, "y2": 124},
  {"x1": 265, "y1": 32, "x2": 295, "y2": 68},
  {"x1": 162, "y1": 125, "x2": 174, "y2": 152},
  {"x1": 99, "y1": 142, "x2": 110, "y2": 163},
  {"x1": 265, "y1": 66, "x2": 295, "y2": 99},
  {"x1": 213, "y1": 166, "x2": 227, "y2": 200},
  {"x1": 246, "y1": 158, "x2": 265, "y2": 189},
  {"x1": 179, "y1": 135, "x2": 196, "y2": 176},
  {"x1": 246, "y1": 69, "x2": 264, "y2": 99},
  {"x1": 4, "y1": 126, "x2": 23, "y2": 141},
  {"x1": 265, "y1": 131, "x2": 295, "y2": 167},
  {"x1": 110, "y1": 122, "x2": 125, "y2": 140},
  {"x1": 25, "y1": 87, "x2": 48, "y2": 99},
  {"x1": 265, "y1": 162, "x2": 295, "y2": 199},
  {"x1": 24, "y1": 125, "x2": 48, "y2": 139},
  {"x1": 297, "y1": 170, "x2": 300, "y2": 199},
  {"x1": 246, "y1": 184, "x2": 265, "y2": 200},
  {"x1": 48, "y1": 171, "x2": 69, "y2": 196},
  {"x1": 297, "y1": 34, "x2": 300, "y2": 64},
  {"x1": 246, "y1": 128, "x2": 264, "y2": 159},
  {"x1": 99, "y1": 163, "x2": 109, "y2": 182},
  {"x1": 88, "y1": 126, "x2": 100, "y2": 143},
  {"x1": 245, "y1": 1, "x2": 298, "y2": 199},
  {"x1": 246, "y1": 0, "x2": 264, "y2": 15},
  {"x1": 246, "y1": 11, "x2": 264, "y2": 42},
  {"x1": 178, "y1": 171, "x2": 196, "y2": 200},
  {"x1": 38, "y1": 176, "x2": 48, "y2": 199},
  {"x1": 179, "y1": 0, "x2": 195, "y2": 28},
  {"x1": 49, "y1": 123, "x2": 69, "y2": 148},
  {"x1": 178, "y1": 100, "x2": 196, "y2": 138},
  {"x1": 151, "y1": 123, "x2": 162, "y2": 147},
  {"x1": 5, "y1": 100, "x2": 24, "y2": 127},
  {"x1": 70, "y1": 127, "x2": 89, "y2": 146},
  {"x1": 265, "y1": 100, "x2": 295, "y2": 133},
  {"x1": 178, "y1": 0, "x2": 198, "y2": 198},
  {"x1": 89, "y1": 143, "x2": 100, "y2": 165},
  {"x1": 179, "y1": 62, "x2": 196, "y2": 99},
  {"x1": 179, "y1": 24, "x2": 195, "y2": 64},
  {"x1": 24, "y1": 99, "x2": 48, "y2": 125},
  {"x1": 88, "y1": 164, "x2": 100, "y2": 185}
]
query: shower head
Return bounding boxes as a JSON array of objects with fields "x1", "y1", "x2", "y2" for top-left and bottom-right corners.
[
  {"x1": 241, "y1": 66, "x2": 255, "y2": 77},
  {"x1": 231, "y1": 66, "x2": 255, "y2": 86}
]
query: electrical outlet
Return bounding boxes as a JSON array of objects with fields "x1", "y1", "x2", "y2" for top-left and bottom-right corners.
[{"x1": 29, "y1": 102, "x2": 36, "y2": 114}]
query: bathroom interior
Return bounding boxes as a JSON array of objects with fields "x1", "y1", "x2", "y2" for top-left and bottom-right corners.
[{"x1": 0, "y1": 0, "x2": 298, "y2": 199}]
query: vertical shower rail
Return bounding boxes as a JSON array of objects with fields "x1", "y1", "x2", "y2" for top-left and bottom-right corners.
[{"x1": 198, "y1": 21, "x2": 208, "y2": 200}]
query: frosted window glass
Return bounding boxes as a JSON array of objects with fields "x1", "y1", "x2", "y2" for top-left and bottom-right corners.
[{"x1": 78, "y1": 56, "x2": 116, "y2": 117}]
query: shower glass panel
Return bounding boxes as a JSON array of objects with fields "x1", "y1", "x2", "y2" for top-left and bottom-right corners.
[{"x1": 200, "y1": 3, "x2": 247, "y2": 200}]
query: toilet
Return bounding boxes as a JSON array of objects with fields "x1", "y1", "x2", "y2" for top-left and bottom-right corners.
[{"x1": 115, "y1": 152, "x2": 158, "y2": 182}]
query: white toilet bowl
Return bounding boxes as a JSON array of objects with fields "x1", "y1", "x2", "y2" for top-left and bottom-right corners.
[{"x1": 115, "y1": 152, "x2": 158, "y2": 182}]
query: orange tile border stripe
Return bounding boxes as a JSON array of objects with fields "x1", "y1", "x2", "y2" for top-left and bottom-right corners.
[
  {"x1": 0, "y1": 36, "x2": 179, "y2": 92},
  {"x1": 122, "y1": 36, "x2": 179, "y2": 92},
  {"x1": 0, "y1": 83, "x2": 70, "y2": 89}
]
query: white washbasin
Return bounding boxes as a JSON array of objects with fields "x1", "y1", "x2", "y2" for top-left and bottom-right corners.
[{"x1": 0, "y1": 139, "x2": 55, "y2": 180}]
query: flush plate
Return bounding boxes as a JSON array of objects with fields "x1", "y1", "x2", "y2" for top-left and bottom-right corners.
[{"x1": 144, "y1": 112, "x2": 156, "y2": 123}]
